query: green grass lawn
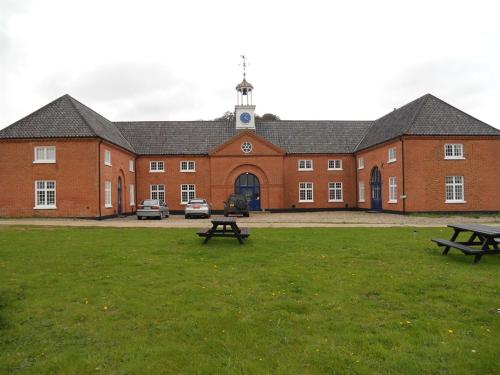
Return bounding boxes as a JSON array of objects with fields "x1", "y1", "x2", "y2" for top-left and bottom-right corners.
[{"x1": 0, "y1": 226, "x2": 499, "y2": 374}]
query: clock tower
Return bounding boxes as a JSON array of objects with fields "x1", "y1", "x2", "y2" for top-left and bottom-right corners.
[{"x1": 235, "y1": 55, "x2": 256, "y2": 129}]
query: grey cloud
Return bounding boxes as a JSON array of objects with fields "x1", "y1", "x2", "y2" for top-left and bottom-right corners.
[{"x1": 383, "y1": 60, "x2": 497, "y2": 110}]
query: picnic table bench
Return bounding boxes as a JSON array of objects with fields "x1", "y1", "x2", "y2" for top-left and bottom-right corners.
[
  {"x1": 432, "y1": 223, "x2": 500, "y2": 263},
  {"x1": 197, "y1": 216, "x2": 250, "y2": 244}
]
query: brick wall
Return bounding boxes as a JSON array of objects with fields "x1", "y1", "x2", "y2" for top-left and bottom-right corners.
[{"x1": 0, "y1": 138, "x2": 100, "y2": 217}]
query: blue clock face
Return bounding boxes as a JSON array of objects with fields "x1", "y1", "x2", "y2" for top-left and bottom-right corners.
[{"x1": 240, "y1": 112, "x2": 251, "y2": 124}]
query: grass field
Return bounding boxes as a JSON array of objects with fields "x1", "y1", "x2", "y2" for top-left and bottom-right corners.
[{"x1": 0, "y1": 226, "x2": 499, "y2": 374}]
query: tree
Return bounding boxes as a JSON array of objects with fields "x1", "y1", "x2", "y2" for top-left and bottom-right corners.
[
  {"x1": 213, "y1": 111, "x2": 280, "y2": 121},
  {"x1": 213, "y1": 111, "x2": 235, "y2": 122},
  {"x1": 257, "y1": 113, "x2": 281, "y2": 121}
]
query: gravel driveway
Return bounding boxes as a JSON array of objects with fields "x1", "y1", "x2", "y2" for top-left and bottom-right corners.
[{"x1": 0, "y1": 211, "x2": 498, "y2": 228}]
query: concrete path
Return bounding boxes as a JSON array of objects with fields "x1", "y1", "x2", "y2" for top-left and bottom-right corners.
[{"x1": 0, "y1": 211, "x2": 498, "y2": 228}]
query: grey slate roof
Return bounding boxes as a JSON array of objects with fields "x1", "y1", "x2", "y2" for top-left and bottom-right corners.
[
  {"x1": 356, "y1": 94, "x2": 500, "y2": 151},
  {"x1": 0, "y1": 94, "x2": 134, "y2": 152},
  {"x1": 114, "y1": 120, "x2": 373, "y2": 155},
  {"x1": 1, "y1": 93, "x2": 498, "y2": 155}
]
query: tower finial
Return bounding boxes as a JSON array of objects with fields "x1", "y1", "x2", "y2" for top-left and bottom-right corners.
[{"x1": 240, "y1": 55, "x2": 247, "y2": 79}]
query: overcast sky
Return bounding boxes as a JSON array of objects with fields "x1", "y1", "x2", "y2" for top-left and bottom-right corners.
[{"x1": 1, "y1": 0, "x2": 499, "y2": 129}]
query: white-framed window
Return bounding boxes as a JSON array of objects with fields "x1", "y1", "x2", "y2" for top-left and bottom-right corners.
[
  {"x1": 298, "y1": 160, "x2": 313, "y2": 171},
  {"x1": 130, "y1": 184, "x2": 135, "y2": 206},
  {"x1": 328, "y1": 159, "x2": 342, "y2": 170},
  {"x1": 105, "y1": 180, "x2": 112, "y2": 208},
  {"x1": 388, "y1": 177, "x2": 397, "y2": 203},
  {"x1": 358, "y1": 181, "x2": 365, "y2": 202},
  {"x1": 299, "y1": 182, "x2": 313, "y2": 202},
  {"x1": 150, "y1": 161, "x2": 165, "y2": 172},
  {"x1": 34, "y1": 146, "x2": 56, "y2": 163},
  {"x1": 358, "y1": 157, "x2": 364, "y2": 169},
  {"x1": 388, "y1": 148, "x2": 397, "y2": 163},
  {"x1": 104, "y1": 150, "x2": 112, "y2": 166},
  {"x1": 34, "y1": 180, "x2": 56, "y2": 209},
  {"x1": 181, "y1": 184, "x2": 196, "y2": 204},
  {"x1": 129, "y1": 160, "x2": 135, "y2": 172},
  {"x1": 444, "y1": 144, "x2": 464, "y2": 159},
  {"x1": 328, "y1": 182, "x2": 343, "y2": 202},
  {"x1": 180, "y1": 161, "x2": 196, "y2": 172},
  {"x1": 445, "y1": 176, "x2": 465, "y2": 203},
  {"x1": 150, "y1": 184, "x2": 165, "y2": 201}
]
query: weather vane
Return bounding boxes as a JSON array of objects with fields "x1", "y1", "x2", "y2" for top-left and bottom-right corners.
[{"x1": 240, "y1": 55, "x2": 249, "y2": 79}]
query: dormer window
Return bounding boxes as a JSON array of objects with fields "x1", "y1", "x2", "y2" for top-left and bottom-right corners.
[{"x1": 34, "y1": 146, "x2": 56, "y2": 163}]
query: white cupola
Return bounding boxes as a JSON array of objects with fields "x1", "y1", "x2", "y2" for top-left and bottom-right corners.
[{"x1": 235, "y1": 55, "x2": 256, "y2": 129}]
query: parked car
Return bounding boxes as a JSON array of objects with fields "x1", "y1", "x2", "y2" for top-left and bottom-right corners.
[
  {"x1": 185, "y1": 198, "x2": 211, "y2": 219},
  {"x1": 137, "y1": 199, "x2": 169, "y2": 220},
  {"x1": 224, "y1": 194, "x2": 249, "y2": 217}
]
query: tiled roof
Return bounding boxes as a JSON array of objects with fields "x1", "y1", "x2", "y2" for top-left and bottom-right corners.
[
  {"x1": 114, "y1": 120, "x2": 373, "y2": 155},
  {"x1": 0, "y1": 95, "x2": 134, "y2": 152},
  {"x1": 1, "y1": 93, "x2": 498, "y2": 155},
  {"x1": 356, "y1": 94, "x2": 500, "y2": 151}
]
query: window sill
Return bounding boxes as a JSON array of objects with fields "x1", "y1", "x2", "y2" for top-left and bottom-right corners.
[
  {"x1": 130, "y1": 204, "x2": 135, "y2": 206},
  {"x1": 129, "y1": 170, "x2": 135, "y2": 173},
  {"x1": 104, "y1": 163, "x2": 112, "y2": 167},
  {"x1": 104, "y1": 205, "x2": 113, "y2": 208},
  {"x1": 444, "y1": 157, "x2": 465, "y2": 160},
  {"x1": 298, "y1": 169, "x2": 314, "y2": 172},
  {"x1": 33, "y1": 160, "x2": 56, "y2": 164},
  {"x1": 180, "y1": 170, "x2": 196, "y2": 173},
  {"x1": 388, "y1": 200, "x2": 398, "y2": 204},
  {"x1": 34, "y1": 206, "x2": 57, "y2": 210},
  {"x1": 358, "y1": 167, "x2": 364, "y2": 170},
  {"x1": 328, "y1": 200, "x2": 344, "y2": 203},
  {"x1": 299, "y1": 200, "x2": 314, "y2": 203},
  {"x1": 445, "y1": 200, "x2": 467, "y2": 204},
  {"x1": 387, "y1": 160, "x2": 396, "y2": 164},
  {"x1": 358, "y1": 200, "x2": 365, "y2": 203},
  {"x1": 328, "y1": 169, "x2": 343, "y2": 171},
  {"x1": 149, "y1": 170, "x2": 165, "y2": 173}
]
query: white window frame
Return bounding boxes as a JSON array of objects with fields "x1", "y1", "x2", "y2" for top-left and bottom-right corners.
[
  {"x1": 104, "y1": 150, "x2": 112, "y2": 166},
  {"x1": 130, "y1": 184, "x2": 135, "y2": 206},
  {"x1": 180, "y1": 161, "x2": 196, "y2": 172},
  {"x1": 180, "y1": 184, "x2": 196, "y2": 204},
  {"x1": 358, "y1": 157, "x2": 364, "y2": 170},
  {"x1": 105, "y1": 180, "x2": 112, "y2": 208},
  {"x1": 34, "y1": 180, "x2": 56, "y2": 209},
  {"x1": 328, "y1": 182, "x2": 343, "y2": 202},
  {"x1": 388, "y1": 177, "x2": 397, "y2": 203},
  {"x1": 149, "y1": 161, "x2": 165, "y2": 173},
  {"x1": 445, "y1": 176, "x2": 465, "y2": 203},
  {"x1": 298, "y1": 159, "x2": 313, "y2": 171},
  {"x1": 150, "y1": 184, "x2": 165, "y2": 202},
  {"x1": 33, "y1": 146, "x2": 56, "y2": 164},
  {"x1": 129, "y1": 160, "x2": 135, "y2": 172},
  {"x1": 328, "y1": 159, "x2": 342, "y2": 170},
  {"x1": 444, "y1": 144, "x2": 464, "y2": 160},
  {"x1": 299, "y1": 182, "x2": 314, "y2": 202},
  {"x1": 358, "y1": 181, "x2": 365, "y2": 202},
  {"x1": 388, "y1": 148, "x2": 397, "y2": 163}
]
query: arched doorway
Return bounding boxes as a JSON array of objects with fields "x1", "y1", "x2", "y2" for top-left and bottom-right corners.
[
  {"x1": 370, "y1": 167, "x2": 382, "y2": 211},
  {"x1": 117, "y1": 176, "x2": 123, "y2": 215},
  {"x1": 235, "y1": 173, "x2": 261, "y2": 211}
]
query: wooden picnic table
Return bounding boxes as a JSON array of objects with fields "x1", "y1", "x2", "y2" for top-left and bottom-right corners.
[
  {"x1": 197, "y1": 216, "x2": 250, "y2": 244},
  {"x1": 432, "y1": 223, "x2": 500, "y2": 263}
]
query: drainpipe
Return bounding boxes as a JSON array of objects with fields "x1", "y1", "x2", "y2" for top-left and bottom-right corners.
[
  {"x1": 400, "y1": 136, "x2": 406, "y2": 214},
  {"x1": 98, "y1": 140, "x2": 102, "y2": 218},
  {"x1": 354, "y1": 154, "x2": 359, "y2": 209},
  {"x1": 134, "y1": 156, "x2": 137, "y2": 213}
]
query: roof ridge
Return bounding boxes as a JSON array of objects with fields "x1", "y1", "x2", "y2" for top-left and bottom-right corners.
[
  {"x1": 66, "y1": 95, "x2": 98, "y2": 137},
  {"x1": 404, "y1": 93, "x2": 431, "y2": 134}
]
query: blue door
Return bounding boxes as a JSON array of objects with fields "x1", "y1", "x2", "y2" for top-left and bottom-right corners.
[
  {"x1": 235, "y1": 173, "x2": 261, "y2": 211},
  {"x1": 370, "y1": 167, "x2": 382, "y2": 211}
]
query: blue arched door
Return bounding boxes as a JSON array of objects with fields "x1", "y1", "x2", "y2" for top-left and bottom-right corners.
[
  {"x1": 370, "y1": 167, "x2": 382, "y2": 211},
  {"x1": 235, "y1": 173, "x2": 261, "y2": 211}
]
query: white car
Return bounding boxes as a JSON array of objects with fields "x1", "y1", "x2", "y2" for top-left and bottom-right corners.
[{"x1": 184, "y1": 198, "x2": 211, "y2": 219}]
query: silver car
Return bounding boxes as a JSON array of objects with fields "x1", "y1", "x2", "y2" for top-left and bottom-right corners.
[
  {"x1": 184, "y1": 198, "x2": 211, "y2": 219},
  {"x1": 137, "y1": 199, "x2": 169, "y2": 220}
]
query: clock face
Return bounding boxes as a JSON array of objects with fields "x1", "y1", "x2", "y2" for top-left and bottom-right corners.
[{"x1": 240, "y1": 112, "x2": 252, "y2": 124}]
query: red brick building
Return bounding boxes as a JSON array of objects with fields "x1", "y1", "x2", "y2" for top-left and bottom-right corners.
[{"x1": 0, "y1": 77, "x2": 499, "y2": 218}]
